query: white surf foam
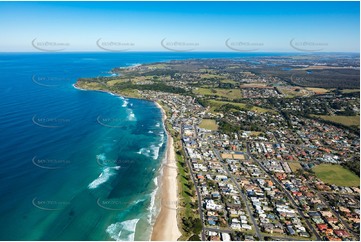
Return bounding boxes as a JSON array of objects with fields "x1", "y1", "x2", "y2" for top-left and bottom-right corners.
[
  {"x1": 128, "y1": 63, "x2": 141, "y2": 67},
  {"x1": 96, "y1": 153, "x2": 106, "y2": 161},
  {"x1": 122, "y1": 99, "x2": 129, "y2": 107},
  {"x1": 131, "y1": 198, "x2": 146, "y2": 206},
  {"x1": 72, "y1": 84, "x2": 87, "y2": 91},
  {"x1": 88, "y1": 166, "x2": 120, "y2": 189},
  {"x1": 129, "y1": 113, "x2": 136, "y2": 121},
  {"x1": 127, "y1": 109, "x2": 136, "y2": 121},
  {"x1": 150, "y1": 144, "x2": 160, "y2": 160},
  {"x1": 148, "y1": 189, "x2": 157, "y2": 223},
  {"x1": 138, "y1": 140, "x2": 163, "y2": 160},
  {"x1": 137, "y1": 148, "x2": 151, "y2": 157},
  {"x1": 148, "y1": 176, "x2": 161, "y2": 222},
  {"x1": 159, "y1": 133, "x2": 165, "y2": 143},
  {"x1": 106, "y1": 219, "x2": 140, "y2": 241}
]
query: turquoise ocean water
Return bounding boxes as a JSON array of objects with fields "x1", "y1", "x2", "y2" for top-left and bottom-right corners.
[{"x1": 0, "y1": 52, "x2": 289, "y2": 240}]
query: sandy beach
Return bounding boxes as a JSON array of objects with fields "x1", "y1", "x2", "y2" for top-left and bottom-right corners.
[
  {"x1": 74, "y1": 84, "x2": 182, "y2": 240},
  {"x1": 151, "y1": 102, "x2": 181, "y2": 241}
]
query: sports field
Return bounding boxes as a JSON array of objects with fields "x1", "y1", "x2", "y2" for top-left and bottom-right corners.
[
  {"x1": 194, "y1": 87, "x2": 242, "y2": 99},
  {"x1": 313, "y1": 164, "x2": 359, "y2": 187},
  {"x1": 208, "y1": 100, "x2": 274, "y2": 113},
  {"x1": 199, "y1": 119, "x2": 218, "y2": 131},
  {"x1": 315, "y1": 115, "x2": 360, "y2": 127}
]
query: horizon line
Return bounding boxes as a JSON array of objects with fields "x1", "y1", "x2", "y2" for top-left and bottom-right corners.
[{"x1": 0, "y1": 51, "x2": 359, "y2": 54}]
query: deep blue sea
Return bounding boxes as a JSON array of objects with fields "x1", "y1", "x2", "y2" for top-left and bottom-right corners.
[{"x1": 0, "y1": 52, "x2": 292, "y2": 240}]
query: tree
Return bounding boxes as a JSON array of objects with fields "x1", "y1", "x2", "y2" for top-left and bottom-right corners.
[
  {"x1": 182, "y1": 217, "x2": 192, "y2": 232},
  {"x1": 188, "y1": 235, "x2": 201, "y2": 241},
  {"x1": 192, "y1": 218, "x2": 203, "y2": 234}
]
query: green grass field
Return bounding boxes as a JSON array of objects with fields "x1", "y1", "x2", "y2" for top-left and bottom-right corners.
[
  {"x1": 200, "y1": 73, "x2": 222, "y2": 79},
  {"x1": 314, "y1": 115, "x2": 360, "y2": 127},
  {"x1": 250, "y1": 131, "x2": 263, "y2": 137},
  {"x1": 193, "y1": 87, "x2": 242, "y2": 99},
  {"x1": 277, "y1": 86, "x2": 310, "y2": 98},
  {"x1": 305, "y1": 87, "x2": 333, "y2": 94},
  {"x1": 313, "y1": 164, "x2": 360, "y2": 187},
  {"x1": 239, "y1": 83, "x2": 268, "y2": 88},
  {"x1": 220, "y1": 79, "x2": 237, "y2": 85},
  {"x1": 148, "y1": 63, "x2": 167, "y2": 68},
  {"x1": 288, "y1": 162, "x2": 302, "y2": 172},
  {"x1": 199, "y1": 119, "x2": 218, "y2": 130},
  {"x1": 106, "y1": 78, "x2": 134, "y2": 86},
  {"x1": 340, "y1": 89, "x2": 360, "y2": 94},
  {"x1": 208, "y1": 99, "x2": 274, "y2": 113}
]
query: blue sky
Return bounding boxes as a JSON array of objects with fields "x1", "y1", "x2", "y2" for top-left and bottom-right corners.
[{"x1": 0, "y1": 1, "x2": 359, "y2": 52}]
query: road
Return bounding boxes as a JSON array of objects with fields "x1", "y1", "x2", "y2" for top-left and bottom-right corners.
[
  {"x1": 249, "y1": 139, "x2": 315, "y2": 151},
  {"x1": 205, "y1": 227, "x2": 233, "y2": 234},
  {"x1": 246, "y1": 142, "x2": 322, "y2": 241},
  {"x1": 212, "y1": 146, "x2": 263, "y2": 240},
  {"x1": 181, "y1": 124, "x2": 207, "y2": 240},
  {"x1": 183, "y1": 138, "x2": 206, "y2": 241},
  {"x1": 310, "y1": 187, "x2": 359, "y2": 240},
  {"x1": 272, "y1": 131, "x2": 281, "y2": 144}
]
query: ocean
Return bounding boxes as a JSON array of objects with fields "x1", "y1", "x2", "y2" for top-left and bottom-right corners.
[{"x1": 0, "y1": 52, "x2": 289, "y2": 240}]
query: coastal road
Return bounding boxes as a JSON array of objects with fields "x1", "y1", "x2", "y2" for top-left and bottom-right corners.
[
  {"x1": 181, "y1": 132, "x2": 206, "y2": 241},
  {"x1": 204, "y1": 227, "x2": 233, "y2": 234},
  {"x1": 246, "y1": 142, "x2": 322, "y2": 241},
  {"x1": 211, "y1": 146, "x2": 263, "y2": 240}
]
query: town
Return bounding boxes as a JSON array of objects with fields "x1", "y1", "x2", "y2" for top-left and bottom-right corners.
[
  {"x1": 76, "y1": 56, "x2": 360, "y2": 241},
  {"x1": 142, "y1": 90, "x2": 360, "y2": 241}
]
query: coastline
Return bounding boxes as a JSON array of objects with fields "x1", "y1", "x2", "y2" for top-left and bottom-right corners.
[
  {"x1": 74, "y1": 83, "x2": 181, "y2": 240},
  {"x1": 151, "y1": 102, "x2": 181, "y2": 241},
  {"x1": 73, "y1": 83, "x2": 117, "y2": 96}
]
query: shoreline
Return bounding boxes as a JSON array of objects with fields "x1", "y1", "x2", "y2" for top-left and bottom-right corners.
[
  {"x1": 151, "y1": 102, "x2": 181, "y2": 241},
  {"x1": 73, "y1": 83, "x2": 118, "y2": 96},
  {"x1": 74, "y1": 83, "x2": 181, "y2": 240}
]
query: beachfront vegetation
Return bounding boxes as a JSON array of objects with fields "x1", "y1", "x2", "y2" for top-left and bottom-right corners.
[
  {"x1": 160, "y1": 102, "x2": 201, "y2": 240},
  {"x1": 188, "y1": 234, "x2": 201, "y2": 241}
]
